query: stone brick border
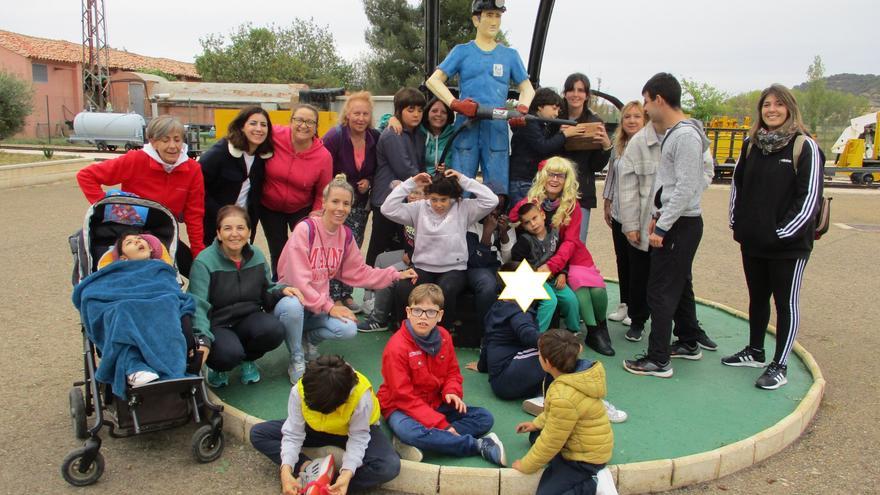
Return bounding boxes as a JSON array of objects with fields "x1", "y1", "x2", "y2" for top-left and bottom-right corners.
[{"x1": 210, "y1": 294, "x2": 825, "y2": 495}]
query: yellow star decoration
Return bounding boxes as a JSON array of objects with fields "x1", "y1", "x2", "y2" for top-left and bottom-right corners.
[{"x1": 498, "y1": 260, "x2": 551, "y2": 312}]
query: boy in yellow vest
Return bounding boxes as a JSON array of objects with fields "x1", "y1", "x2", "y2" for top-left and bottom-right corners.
[
  {"x1": 250, "y1": 355, "x2": 399, "y2": 495},
  {"x1": 511, "y1": 329, "x2": 614, "y2": 495}
]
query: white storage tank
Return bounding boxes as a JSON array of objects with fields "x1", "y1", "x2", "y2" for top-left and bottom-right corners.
[{"x1": 71, "y1": 112, "x2": 146, "y2": 149}]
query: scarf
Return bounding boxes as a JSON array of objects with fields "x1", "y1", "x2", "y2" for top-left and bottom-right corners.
[
  {"x1": 755, "y1": 122, "x2": 798, "y2": 155},
  {"x1": 405, "y1": 320, "x2": 442, "y2": 356},
  {"x1": 541, "y1": 197, "x2": 561, "y2": 214}
]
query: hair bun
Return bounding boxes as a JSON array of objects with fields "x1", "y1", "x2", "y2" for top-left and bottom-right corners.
[{"x1": 334, "y1": 173, "x2": 347, "y2": 182}]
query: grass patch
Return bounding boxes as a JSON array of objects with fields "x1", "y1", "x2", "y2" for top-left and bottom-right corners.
[
  {"x1": 0, "y1": 151, "x2": 77, "y2": 165},
  {"x1": 0, "y1": 137, "x2": 93, "y2": 147}
]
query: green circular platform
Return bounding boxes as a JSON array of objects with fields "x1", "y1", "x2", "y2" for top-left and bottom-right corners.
[{"x1": 213, "y1": 283, "x2": 816, "y2": 470}]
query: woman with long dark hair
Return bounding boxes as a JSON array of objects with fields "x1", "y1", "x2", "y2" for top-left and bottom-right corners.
[
  {"x1": 558, "y1": 73, "x2": 612, "y2": 244},
  {"x1": 726, "y1": 84, "x2": 824, "y2": 390},
  {"x1": 199, "y1": 106, "x2": 274, "y2": 246}
]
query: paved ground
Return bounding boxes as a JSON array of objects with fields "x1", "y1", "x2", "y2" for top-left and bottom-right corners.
[{"x1": 1, "y1": 179, "x2": 877, "y2": 494}]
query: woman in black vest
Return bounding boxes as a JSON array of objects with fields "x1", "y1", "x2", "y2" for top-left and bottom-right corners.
[
  {"x1": 200, "y1": 106, "x2": 274, "y2": 245},
  {"x1": 727, "y1": 84, "x2": 824, "y2": 390}
]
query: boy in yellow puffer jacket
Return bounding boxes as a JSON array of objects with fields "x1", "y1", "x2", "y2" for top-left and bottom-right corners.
[
  {"x1": 512, "y1": 329, "x2": 613, "y2": 495},
  {"x1": 250, "y1": 355, "x2": 400, "y2": 495}
]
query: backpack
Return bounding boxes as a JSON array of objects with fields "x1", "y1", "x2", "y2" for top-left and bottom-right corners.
[
  {"x1": 745, "y1": 135, "x2": 832, "y2": 240},
  {"x1": 302, "y1": 217, "x2": 353, "y2": 274}
]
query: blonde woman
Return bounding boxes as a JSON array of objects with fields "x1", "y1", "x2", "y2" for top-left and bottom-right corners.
[
  {"x1": 322, "y1": 91, "x2": 381, "y2": 312},
  {"x1": 509, "y1": 156, "x2": 584, "y2": 246},
  {"x1": 602, "y1": 102, "x2": 646, "y2": 327}
]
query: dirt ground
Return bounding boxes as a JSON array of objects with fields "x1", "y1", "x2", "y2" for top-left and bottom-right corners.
[{"x1": 1, "y1": 179, "x2": 877, "y2": 495}]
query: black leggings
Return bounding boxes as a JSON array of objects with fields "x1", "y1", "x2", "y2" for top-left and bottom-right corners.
[
  {"x1": 395, "y1": 268, "x2": 467, "y2": 329},
  {"x1": 741, "y1": 254, "x2": 809, "y2": 365},
  {"x1": 260, "y1": 205, "x2": 311, "y2": 279},
  {"x1": 365, "y1": 206, "x2": 404, "y2": 266},
  {"x1": 610, "y1": 219, "x2": 630, "y2": 305},
  {"x1": 206, "y1": 312, "x2": 285, "y2": 371}
]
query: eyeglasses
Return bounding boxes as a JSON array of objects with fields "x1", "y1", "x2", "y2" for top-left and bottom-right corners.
[
  {"x1": 547, "y1": 172, "x2": 567, "y2": 180},
  {"x1": 292, "y1": 117, "x2": 318, "y2": 128},
  {"x1": 409, "y1": 307, "x2": 440, "y2": 318}
]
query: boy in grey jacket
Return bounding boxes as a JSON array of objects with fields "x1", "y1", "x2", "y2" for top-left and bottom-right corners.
[{"x1": 624, "y1": 73, "x2": 711, "y2": 378}]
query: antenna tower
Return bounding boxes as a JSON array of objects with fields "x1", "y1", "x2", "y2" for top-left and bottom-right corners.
[{"x1": 82, "y1": 0, "x2": 111, "y2": 111}]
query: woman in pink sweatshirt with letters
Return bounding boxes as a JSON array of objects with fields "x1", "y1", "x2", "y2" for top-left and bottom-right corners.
[{"x1": 274, "y1": 174, "x2": 417, "y2": 384}]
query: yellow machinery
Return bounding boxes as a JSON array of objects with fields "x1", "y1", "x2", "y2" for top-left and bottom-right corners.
[
  {"x1": 705, "y1": 116, "x2": 751, "y2": 178},
  {"x1": 214, "y1": 109, "x2": 338, "y2": 140},
  {"x1": 832, "y1": 111, "x2": 880, "y2": 184}
]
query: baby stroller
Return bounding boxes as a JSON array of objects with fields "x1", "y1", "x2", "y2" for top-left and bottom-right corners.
[{"x1": 63, "y1": 195, "x2": 224, "y2": 486}]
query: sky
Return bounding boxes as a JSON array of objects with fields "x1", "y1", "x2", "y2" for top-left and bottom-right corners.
[{"x1": 3, "y1": 0, "x2": 876, "y2": 102}]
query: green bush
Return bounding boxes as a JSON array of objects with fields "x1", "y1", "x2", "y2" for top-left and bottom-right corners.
[{"x1": 0, "y1": 71, "x2": 34, "y2": 140}]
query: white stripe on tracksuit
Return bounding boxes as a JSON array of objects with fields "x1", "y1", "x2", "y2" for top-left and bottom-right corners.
[
  {"x1": 513, "y1": 348, "x2": 539, "y2": 360},
  {"x1": 779, "y1": 257, "x2": 807, "y2": 365},
  {"x1": 776, "y1": 138, "x2": 821, "y2": 239}
]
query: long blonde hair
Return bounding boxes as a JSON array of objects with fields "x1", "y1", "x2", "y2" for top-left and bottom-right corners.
[
  {"x1": 526, "y1": 156, "x2": 581, "y2": 229},
  {"x1": 748, "y1": 84, "x2": 807, "y2": 141},
  {"x1": 613, "y1": 101, "x2": 646, "y2": 153},
  {"x1": 338, "y1": 91, "x2": 374, "y2": 127}
]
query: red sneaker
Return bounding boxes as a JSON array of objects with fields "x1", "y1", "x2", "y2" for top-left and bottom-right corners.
[{"x1": 300, "y1": 455, "x2": 334, "y2": 495}]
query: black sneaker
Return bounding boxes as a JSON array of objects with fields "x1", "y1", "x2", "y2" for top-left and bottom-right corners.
[
  {"x1": 625, "y1": 324, "x2": 644, "y2": 342},
  {"x1": 357, "y1": 317, "x2": 387, "y2": 333},
  {"x1": 623, "y1": 355, "x2": 673, "y2": 378},
  {"x1": 721, "y1": 346, "x2": 766, "y2": 368},
  {"x1": 669, "y1": 340, "x2": 702, "y2": 360},
  {"x1": 696, "y1": 331, "x2": 718, "y2": 351},
  {"x1": 755, "y1": 362, "x2": 788, "y2": 390}
]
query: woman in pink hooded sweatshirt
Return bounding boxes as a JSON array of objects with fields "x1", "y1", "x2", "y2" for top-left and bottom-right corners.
[{"x1": 274, "y1": 174, "x2": 418, "y2": 384}]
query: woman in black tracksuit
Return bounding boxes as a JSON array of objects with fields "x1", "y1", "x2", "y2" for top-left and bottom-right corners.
[{"x1": 726, "y1": 84, "x2": 824, "y2": 390}]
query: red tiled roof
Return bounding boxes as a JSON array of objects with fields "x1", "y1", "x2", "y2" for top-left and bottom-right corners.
[{"x1": 0, "y1": 29, "x2": 200, "y2": 79}]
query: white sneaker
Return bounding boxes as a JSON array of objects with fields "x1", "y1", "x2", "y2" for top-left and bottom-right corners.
[
  {"x1": 608, "y1": 303, "x2": 628, "y2": 322},
  {"x1": 288, "y1": 360, "x2": 306, "y2": 385},
  {"x1": 301, "y1": 446, "x2": 345, "y2": 470},
  {"x1": 392, "y1": 435, "x2": 423, "y2": 462},
  {"x1": 622, "y1": 316, "x2": 632, "y2": 326},
  {"x1": 522, "y1": 396, "x2": 545, "y2": 416},
  {"x1": 128, "y1": 370, "x2": 159, "y2": 387},
  {"x1": 603, "y1": 399, "x2": 628, "y2": 423}
]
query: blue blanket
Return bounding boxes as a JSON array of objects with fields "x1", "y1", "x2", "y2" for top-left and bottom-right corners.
[{"x1": 72, "y1": 260, "x2": 195, "y2": 398}]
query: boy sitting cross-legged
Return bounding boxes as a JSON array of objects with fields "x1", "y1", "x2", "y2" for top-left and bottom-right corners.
[
  {"x1": 249, "y1": 355, "x2": 400, "y2": 495},
  {"x1": 377, "y1": 283, "x2": 507, "y2": 466},
  {"x1": 512, "y1": 329, "x2": 614, "y2": 495}
]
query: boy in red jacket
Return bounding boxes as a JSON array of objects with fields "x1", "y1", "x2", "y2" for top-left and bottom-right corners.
[{"x1": 377, "y1": 284, "x2": 506, "y2": 466}]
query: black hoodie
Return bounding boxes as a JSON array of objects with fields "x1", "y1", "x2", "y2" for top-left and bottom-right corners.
[{"x1": 730, "y1": 132, "x2": 824, "y2": 259}]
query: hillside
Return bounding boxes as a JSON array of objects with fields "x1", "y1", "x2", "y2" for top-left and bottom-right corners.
[{"x1": 795, "y1": 73, "x2": 880, "y2": 109}]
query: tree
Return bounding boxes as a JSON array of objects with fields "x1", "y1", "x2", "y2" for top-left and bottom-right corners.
[
  {"x1": 681, "y1": 78, "x2": 728, "y2": 123},
  {"x1": 362, "y1": 0, "x2": 509, "y2": 93},
  {"x1": 195, "y1": 20, "x2": 354, "y2": 88},
  {"x1": 0, "y1": 71, "x2": 33, "y2": 140}
]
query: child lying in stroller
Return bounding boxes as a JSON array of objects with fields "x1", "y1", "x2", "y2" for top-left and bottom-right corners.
[{"x1": 73, "y1": 230, "x2": 196, "y2": 396}]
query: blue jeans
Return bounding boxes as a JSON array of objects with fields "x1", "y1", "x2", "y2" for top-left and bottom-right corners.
[
  {"x1": 467, "y1": 268, "x2": 499, "y2": 319},
  {"x1": 274, "y1": 296, "x2": 357, "y2": 365},
  {"x1": 387, "y1": 404, "x2": 494, "y2": 457},
  {"x1": 579, "y1": 207, "x2": 592, "y2": 244},
  {"x1": 508, "y1": 179, "x2": 533, "y2": 209}
]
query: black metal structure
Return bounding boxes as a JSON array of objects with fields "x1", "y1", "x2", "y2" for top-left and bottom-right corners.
[
  {"x1": 425, "y1": 0, "x2": 441, "y2": 79},
  {"x1": 527, "y1": 0, "x2": 556, "y2": 88}
]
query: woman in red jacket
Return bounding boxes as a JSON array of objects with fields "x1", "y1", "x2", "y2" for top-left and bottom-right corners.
[
  {"x1": 261, "y1": 104, "x2": 333, "y2": 277},
  {"x1": 76, "y1": 115, "x2": 205, "y2": 276}
]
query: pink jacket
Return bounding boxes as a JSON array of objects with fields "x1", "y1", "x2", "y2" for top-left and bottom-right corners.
[{"x1": 277, "y1": 217, "x2": 400, "y2": 314}]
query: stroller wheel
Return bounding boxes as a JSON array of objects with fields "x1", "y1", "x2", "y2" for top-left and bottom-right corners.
[
  {"x1": 69, "y1": 387, "x2": 88, "y2": 440},
  {"x1": 192, "y1": 425, "x2": 225, "y2": 463},
  {"x1": 61, "y1": 448, "x2": 105, "y2": 486}
]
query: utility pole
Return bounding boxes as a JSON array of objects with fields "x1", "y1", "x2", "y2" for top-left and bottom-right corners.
[{"x1": 82, "y1": 0, "x2": 110, "y2": 112}]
